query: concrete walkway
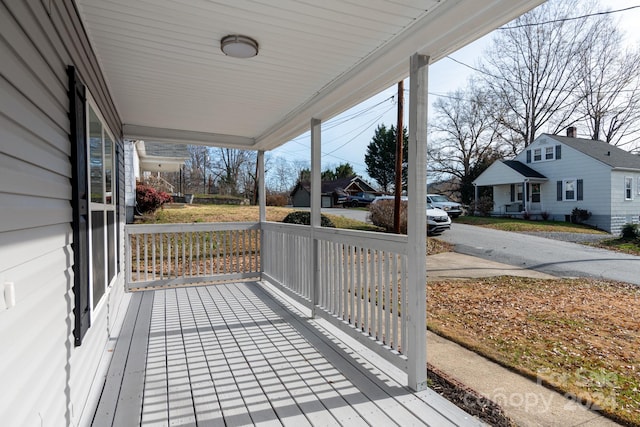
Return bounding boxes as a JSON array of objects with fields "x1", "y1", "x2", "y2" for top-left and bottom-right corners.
[{"x1": 426, "y1": 252, "x2": 621, "y2": 426}]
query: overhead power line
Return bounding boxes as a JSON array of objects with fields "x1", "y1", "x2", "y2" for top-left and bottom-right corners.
[{"x1": 499, "y1": 5, "x2": 640, "y2": 29}]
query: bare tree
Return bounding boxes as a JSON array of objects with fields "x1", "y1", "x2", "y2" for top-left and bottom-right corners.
[
  {"x1": 211, "y1": 148, "x2": 252, "y2": 195},
  {"x1": 184, "y1": 145, "x2": 212, "y2": 194},
  {"x1": 428, "y1": 82, "x2": 504, "y2": 204},
  {"x1": 481, "y1": 0, "x2": 599, "y2": 150},
  {"x1": 576, "y1": 11, "x2": 640, "y2": 147}
]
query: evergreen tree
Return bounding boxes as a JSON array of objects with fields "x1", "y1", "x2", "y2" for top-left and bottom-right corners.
[{"x1": 364, "y1": 124, "x2": 408, "y2": 192}]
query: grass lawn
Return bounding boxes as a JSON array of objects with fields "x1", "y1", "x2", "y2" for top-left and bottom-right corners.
[
  {"x1": 428, "y1": 276, "x2": 640, "y2": 425},
  {"x1": 455, "y1": 215, "x2": 607, "y2": 234},
  {"x1": 144, "y1": 204, "x2": 382, "y2": 232}
]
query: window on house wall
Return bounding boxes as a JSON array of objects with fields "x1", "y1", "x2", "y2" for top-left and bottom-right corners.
[
  {"x1": 638, "y1": 177, "x2": 640, "y2": 195},
  {"x1": 534, "y1": 148, "x2": 542, "y2": 161},
  {"x1": 545, "y1": 146, "x2": 554, "y2": 160},
  {"x1": 88, "y1": 101, "x2": 117, "y2": 311},
  {"x1": 516, "y1": 184, "x2": 523, "y2": 201},
  {"x1": 625, "y1": 177, "x2": 633, "y2": 200},
  {"x1": 564, "y1": 179, "x2": 576, "y2": 201}
]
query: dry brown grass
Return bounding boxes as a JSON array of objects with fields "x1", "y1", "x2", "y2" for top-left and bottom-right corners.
[
  {"x1": 148, "y1": 204, "x2": 294, "y2": 223},
  {"x1": 428, "y1": 276, "x2": 640, "y2": 425}
]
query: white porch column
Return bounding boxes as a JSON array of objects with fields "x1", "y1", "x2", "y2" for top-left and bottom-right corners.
[
  {"x1": 258, "y1": 150, "x2": 266, "y2": 222},
  {"x1": 407, "y1": 53, "x2": 429, "y2": 391},
  {"x1": 258, "y1": 150, "x2": 266, "y2": 278},
  {"x1": 310, "y1": 118, "x2": 321, "y2": 317}
]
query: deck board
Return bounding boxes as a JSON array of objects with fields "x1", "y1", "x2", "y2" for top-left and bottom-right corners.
[{"x1": 93, "y1": 282, "x2": 482, "y2": 426}]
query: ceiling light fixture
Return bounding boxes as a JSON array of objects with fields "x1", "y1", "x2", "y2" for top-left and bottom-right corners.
[{"x1": 220, "y1": 35, "x2": 259, "y2": 58}]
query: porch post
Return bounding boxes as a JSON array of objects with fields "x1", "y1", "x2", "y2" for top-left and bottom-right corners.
[
  {"x1": 258, "y1": 150, "x2": 266, "y2": 278},
  {"x1": 258, "y1": 150, "x2": 266, "y2": 223},
  {"x1": 310, "y1": 118, "x2": 321, "y2": 317},
  {"x1": 407, "y1": 53, "x2": 429, "y2": 391}
]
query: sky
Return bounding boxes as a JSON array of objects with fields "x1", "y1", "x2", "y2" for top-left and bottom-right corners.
[{"x1": 269, "y1": 0, "x2": 640, "y2": 185}]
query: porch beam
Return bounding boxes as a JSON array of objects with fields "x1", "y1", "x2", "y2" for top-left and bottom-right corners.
[
  {"x1": 407, "y1": 53, "x2": 429, "y2": 391},
  {"x1": 310, "y1": 118, "x2": 322, "y2": 316}
]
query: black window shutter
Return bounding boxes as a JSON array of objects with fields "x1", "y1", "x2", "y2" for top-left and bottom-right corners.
[
  {"x1": 68, "y1": 66, "x2": 91, "y2": 346},
  {"x1": 557, "y1": 181, "x2": 563, "y2": 201},
  {"x1": 526, "y1": 150, "x2": 531, "y2": 163},
  {"x1": 510, "y1": 184, "x2": 515, "y2": 202},
  {"x1": 555, "y1": 145, "x2": 562, "y2": 160},
  {"x1": 577, "y1": 179, "x2": 583, "y2": 200}
]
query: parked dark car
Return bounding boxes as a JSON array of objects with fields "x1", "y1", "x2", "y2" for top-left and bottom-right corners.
[
  {"x1": 345, "y1": 192, "x2": 376, "y2": 207},
  {"x1": 427, "y1": 194, "x2": 463, "y2": 218}
]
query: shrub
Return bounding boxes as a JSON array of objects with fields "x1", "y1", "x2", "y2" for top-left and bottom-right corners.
[
  {"x1": 136, "y1": 183, "x2": 171, "y2": 214},
  {"x1": 571, "y1": 207, "x2": 591, "y2": 223},
  {"x1": 368, "y1": 200, "x2": 407, "y2": 233},
  {"x1": 621, "y1": 223, "x2": 639, "y2": 239},
  {"x1": 282, "y1": 211, "x2": 335, "y2": 228},
  {"x1": 540, "y1": 211, "x2": 550, "y2": 220},
  {"x1": 522, "y1": 210, "x2": 532, "y2": 220},
  {"x1": 266, "y1": 194, "x2": 288, "y2": 206},
  {"x1": 471, "y1": 196, "x2": 493, "y2": 216}
]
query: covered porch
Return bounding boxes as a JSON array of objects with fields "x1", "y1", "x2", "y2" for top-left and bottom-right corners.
[
  {"x1": 72, "y1": 0, "x2": 547, "y2": 424},
  {"x1": 473, "y1": 160, "x2": 548, "y2": 216}
]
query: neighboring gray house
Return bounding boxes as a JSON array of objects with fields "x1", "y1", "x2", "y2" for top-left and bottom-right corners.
[
  {"x1": 291, "y1": 176, "x2": 376, "y2": 207},
  {"x1": 474, "y1": 128, "x2": 640, "y2": 234}
]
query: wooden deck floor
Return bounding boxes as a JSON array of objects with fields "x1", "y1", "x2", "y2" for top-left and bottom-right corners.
[{"x1": 92, "y1": 282, "x2": 482, "y2": 426}]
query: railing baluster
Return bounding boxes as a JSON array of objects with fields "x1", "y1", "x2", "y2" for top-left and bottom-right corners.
[
  {"x1": 363, "y1": 248, "x2": 369, "y2": 335},
  {"x1": 385, "y1": 251, "x2": 391, "y2": 346},
  {"x1": 370, "y1": 249, "x2": 376, "y2": 339},
  {"x1": 401, "y1": 254, "x2": 408, "y2": 355},
  {"x1": 356, "y1": 246, "x2": 362, "y2": 331},
  {"x1": 341, "y1": 243, "x2": 346, "y2": 321},
  {"x1": 392, "y1": 254, "x2": 398, "y2": 350},
  {"x1": 376, "y1": 251, "x2": 384, "y2": 341},
  {"x1": 159, "y1": 232, "x2": 164, "y2": 280}
]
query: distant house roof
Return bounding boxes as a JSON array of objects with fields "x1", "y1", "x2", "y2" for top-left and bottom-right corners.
[
  {"x1": 545, "y1": 134, "x2": 640, "y2": 170},
  {"x1": 136, "y1": 141, "x2": 189, "y2": 172},
  {"x1": 290, "y1": 175, "x2": 375, "y2": 197},
  {"x1": 143, "y1": 142, "x2": 190, "y2": 158},
  {"x1": 502, "y1": 160, "x2": 546, "y2": 179}
]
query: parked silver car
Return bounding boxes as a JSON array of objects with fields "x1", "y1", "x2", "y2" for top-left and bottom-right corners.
[
  {"x1": 426, "y1": 194, "x2": 463, "y2": 218},
  {"x1": 427, "y1": 203, "x2": 451, "y2": 235}
]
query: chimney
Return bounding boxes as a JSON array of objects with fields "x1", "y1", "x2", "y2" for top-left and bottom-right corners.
[{"x1": 566, "y1": 126, "x2": 577, "y2": 138}]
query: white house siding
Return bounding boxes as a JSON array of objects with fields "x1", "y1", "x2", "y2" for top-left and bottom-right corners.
[
  {"x1": 515, "y1": 135, "x2": 613, "y2": 231},
  {"x1": 0, "y1": 1, "x2": 127, "y2": 426},
  {"x1": 610, "y1": 170, "x2": 640, "y2": 235}
]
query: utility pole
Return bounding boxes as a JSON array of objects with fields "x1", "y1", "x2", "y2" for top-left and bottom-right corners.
[{"x1": 394, "y1": 80, "x2": 404, "y2": 234}]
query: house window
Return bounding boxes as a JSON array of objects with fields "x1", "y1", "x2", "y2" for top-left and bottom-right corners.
[
  {"x1": 625, "y1": 177, "x2": 633, "y2": 200},
  {"x1": 545, "y1": 146, "x2": 554, "y2": 160},
  {"x1": 516, "y1": 184, "x2": 523, "y2": 201},
  {"x1": 88, "y1": 101, "x2": 117, "y2": 310},
  {"x1": 533, "y1": 148, "x2": 542, "y2": 161},
  {"x1": 564, "y1": 179, "x2": 576, "y2": 201},
  {"x1": 638, "y1": 177, "x2": 640, "y2": 195},
  {"x1": 531, "y1": 183, "x2": 541, "y2": 202}
]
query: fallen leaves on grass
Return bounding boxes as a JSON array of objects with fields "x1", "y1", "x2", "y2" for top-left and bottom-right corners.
[
  {"x1": 428, "y1": 276, "x2": 640, "y2": 425},
  {"x1": 427, "y1": 237, "x2": 453, "y2": 255}
]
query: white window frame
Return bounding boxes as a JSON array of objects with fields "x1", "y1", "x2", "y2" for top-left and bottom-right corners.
[
  {"x1": 637, "y1": 177, "x2": 640, "y2": 195},
  {"x1": 563, "y1": 178, "x2": 577, "y2": 201},
  {"x1": 533, "y1": 148, "x2": 542, "y2": 162},
  {"x1": 625, "y1": 176, "x2": 633, "y2": 200},
  {"x1": 516, "y1": 183, "x2": 523, "y2": 201},
  {"x1": 545, "y1": 146, "x2": 554, "y2": 160},
  {"x1": 86, "y1": 93, "x2": 117, "y2": 317}
]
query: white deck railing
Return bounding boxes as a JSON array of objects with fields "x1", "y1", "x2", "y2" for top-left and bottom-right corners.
[
  {"x1": 124, "y1": 222, "x2": 261, "y2": 290},
  {"x1": 125, "y1": 221, "x2": 410, "y2": 370},
  {"x1": 261, "y1": 222, "x2": 409, "y2": 369}
]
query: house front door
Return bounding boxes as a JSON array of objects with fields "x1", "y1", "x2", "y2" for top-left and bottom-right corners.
[{"x1": 528, "y1": 183, "x2": 541, "y2": 212}]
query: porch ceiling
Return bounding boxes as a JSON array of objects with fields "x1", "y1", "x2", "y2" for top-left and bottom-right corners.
[{"x1": 76, "y1": 0, "x2": 544, "y2": 151}]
